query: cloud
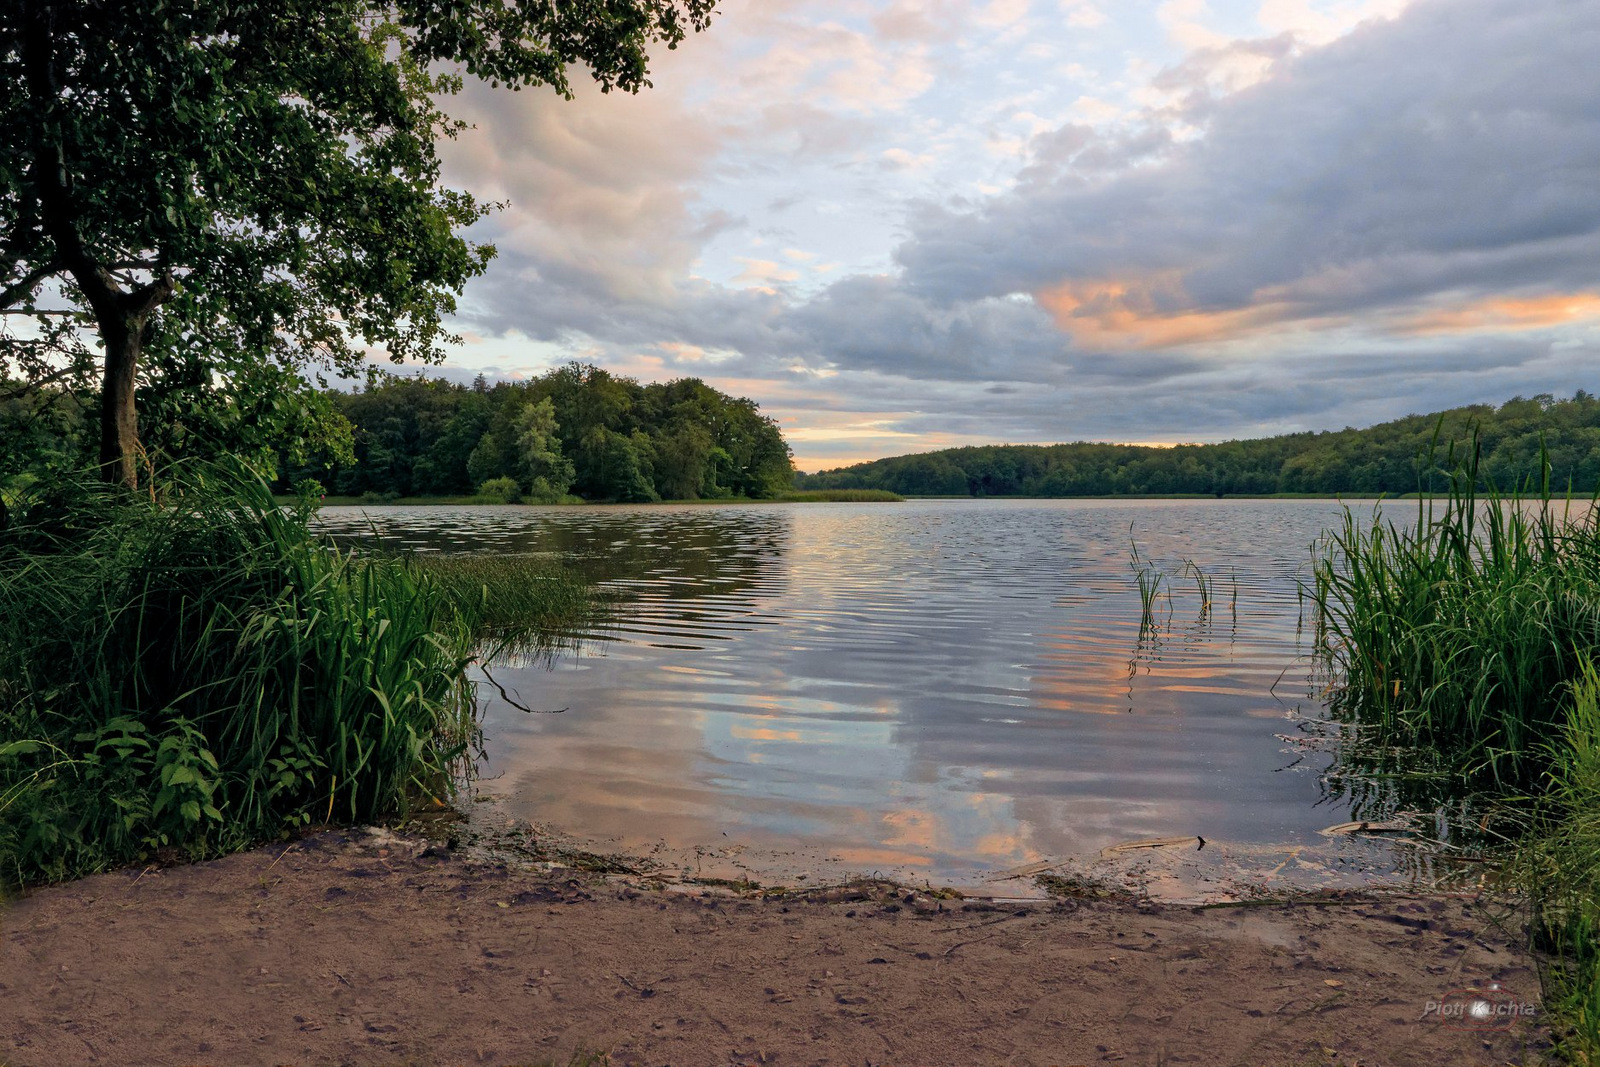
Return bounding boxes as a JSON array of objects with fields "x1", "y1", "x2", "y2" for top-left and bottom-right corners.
[
  {"x1": 896, "y1": 0, "x2": 1600, "y2": 340},
  {"x1": 734, "y1": 19, "x2": 935, "y2": 115},
  {"x1": 1059, "y1": 1, "x2": 1109, "y2": 29},
  {"x1": 1145, "y1": 33, "x2": 1297, "y2": 110},
  {"x1": 436, "y1": 0, "x2": 1600, "y2": 469},
  {"x1": 975, "y1": 0, "x2": 1033, "y2": 29},
  {"x1": 732, "y1": 258, "x2": 803, "y2": 288},
  {"x1": 1256, "y1": 0, "x2": 1412, "y2": 45},
  {"x1": 439, "y1": 58, "x2": 724, "y2": 307},
  {"x1": 872, "y1": 0, "x2": 971, "y2": 43},
  {"x1": 1392, "y1": 292, "x2": 1600, "y2": 335},
  {"x1": 782, "y1": 277, "x2": 1068, "y2": 382},
  {"x1": 1035, "y1": 273, "x2": 1286, "y2": 348},
  {"x1": 1157, "y1": 0, "x2": 1230, "y2": 50},
  {"x1": 881, "y1": 147, "x2": 937, "y2": 170},
  {"x1": 741, "y1": 102, "x2": 887, "y2": 160}
]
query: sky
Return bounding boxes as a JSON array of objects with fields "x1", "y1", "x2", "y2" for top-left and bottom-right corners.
[{"x1": 428, "y1": 0, "x2": 1600, "y2": 473}]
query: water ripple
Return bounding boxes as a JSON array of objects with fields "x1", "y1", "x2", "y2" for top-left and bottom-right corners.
[{"x1": 316, "y1": 499, "x2": 1418, "y2": 896}]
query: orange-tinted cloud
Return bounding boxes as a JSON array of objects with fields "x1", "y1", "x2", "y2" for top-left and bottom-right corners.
[
  {"x1": 1395, "y1": 292, "x2": 1600, "y2": 334},
  {"x1": 1038, "y1": 279, "x2": 1600, "y2": 348},
  {"x1": 1035, "y1": 274, "x2": 1281, "y2": 348},
  {"x1": 729, "y1": 725, "x2": 805, "y2": 742}
]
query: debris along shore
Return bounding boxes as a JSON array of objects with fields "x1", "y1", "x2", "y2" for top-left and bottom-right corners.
[{"x1": 2, "y1": 826, "x2": 1548, "y2": 1067}]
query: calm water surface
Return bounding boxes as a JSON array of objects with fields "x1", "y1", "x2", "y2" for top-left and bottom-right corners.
[{"x1": 317, "y1": 498, "x2": 1434, "y2": 897}]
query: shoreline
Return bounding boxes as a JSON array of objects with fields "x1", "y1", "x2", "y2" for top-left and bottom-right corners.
[
  {"x1": 1, "y1": 826, "x2": 1550, "y2": 1066},
  {"x1": 291, "y1": 492, "x2": 1559, "y2": 506}
]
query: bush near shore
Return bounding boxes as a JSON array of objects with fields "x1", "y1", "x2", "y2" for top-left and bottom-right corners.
[
  {"x1": 1310, "y1": 446, "x2": 1600, "y2": 1062},
  {"x1": 0, "y1": 466, "x2": 592, "y2": 890}
]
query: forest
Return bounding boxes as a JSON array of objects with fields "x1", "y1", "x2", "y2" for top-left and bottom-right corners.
[
  {"x1": 1, "y1": 363, "x2": 796, "y2": 505},
  {"x1": 795, "y1": 392, "x2": 1600, "y2": 497},
  {"x1": 297, "y1": 364, "x2": 795, "y2": 502}
]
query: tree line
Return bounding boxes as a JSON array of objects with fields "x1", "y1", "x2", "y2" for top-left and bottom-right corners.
[
  {"x1": 795, "y1": 393, "x2": 1600, "y2": 497},
  {"x1": 289, "y1": 363, "x2": 795, "y2": 503}
]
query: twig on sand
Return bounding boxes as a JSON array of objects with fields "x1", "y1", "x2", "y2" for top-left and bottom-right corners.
[
  {"x1": 262, "y1": 843, "x2": 296, "y2": 878},
  {"x1": 936, "y1": 912, "x2": 1029, "y2": 934},
  {"x1": 944, "y1": 932, "x2": 1002, "y2": 958}
]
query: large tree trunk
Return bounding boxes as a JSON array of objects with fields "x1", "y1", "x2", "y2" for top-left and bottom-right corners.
[{"x1": 98, "y1": 313, "x2": 144, "y2": 489}]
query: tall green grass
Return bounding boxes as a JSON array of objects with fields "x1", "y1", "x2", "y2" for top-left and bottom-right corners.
[
  {"x1": 412, "y1": 553, "x2": 595, "y2": 651},
  {"x1": 0, "y1": 465, "x2": 592, "y2": 889},
  {"x1": 1520, "y1": 659, "x2": 1600, "y2": 1063},
  {"x1": 1309, "y1": 449, "x2": 1600, "y2": 792},
  {"x1": 1128, "y1": 529, "x2": 1165, "y2": 632},
  {"x1": 1308, "y1": 441, "x2": 1600, "y2": 1060}
]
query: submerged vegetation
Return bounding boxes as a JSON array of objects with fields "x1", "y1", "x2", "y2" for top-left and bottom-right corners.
[
  {"x1": 0, "y1": 466, "x2": 593, "y2": 890},
  {"x1": 798, "y1": 391, "x2": 1600, "y2": 497},
  {"x1": 411, "y1": 553, "x2": 595, "y2": 646},
  {"x1": 1308, "y1": 443, "x2": 1600, "y2": 1060}
]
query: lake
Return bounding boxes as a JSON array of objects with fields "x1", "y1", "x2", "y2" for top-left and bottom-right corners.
[{"x1": 314, "y1": 498, "x2": 1452, "y2": 899}]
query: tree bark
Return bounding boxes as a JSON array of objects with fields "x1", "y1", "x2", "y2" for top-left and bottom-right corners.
[{"x1": 98, "y1": 312, "x2": 144, "y2": 489}]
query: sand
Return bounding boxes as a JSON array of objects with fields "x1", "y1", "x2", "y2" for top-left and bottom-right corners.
[{"x1": 0, "y1": 827, "x2": 1550, "y2": 1067}]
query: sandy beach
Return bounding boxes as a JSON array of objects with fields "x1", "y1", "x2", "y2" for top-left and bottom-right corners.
[{"x1": 0, "y1": 827, "x2": 1550, "y2": 1067}]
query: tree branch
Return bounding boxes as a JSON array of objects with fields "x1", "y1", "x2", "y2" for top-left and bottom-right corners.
[
  {"x1": 0, "y1": 259, "x2": 61, "y2": 311},
  {"x1": 130, "y1": 270, "x2": 176, "y2": 317},
  {"x1": 22, "y1": 0, "x2": 123, "y2": 324},
  {"x1": 0, "y1": 362, "x2": 81, "y2": 399}
]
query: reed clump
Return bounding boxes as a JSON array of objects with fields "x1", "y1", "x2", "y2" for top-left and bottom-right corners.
[
  {"x1": 1519, "y1": 658, "x2": 1600, "y2": 1062},
  {"x1": 0, "y1": 465, "x2": 592, "y2": 889},
  {"x1": 1133, "y1": 563, "x2": 1164, "y2": 631},
  {"x1": 1308, "y1": 440, "x2": 1600, "y2": 1059},
  {"x1": 410, "y1": 552, "x2": 595, "y2": 651},
  {"x1": 1309, "y1": 452, "x2": 1600, "y2": 791}
]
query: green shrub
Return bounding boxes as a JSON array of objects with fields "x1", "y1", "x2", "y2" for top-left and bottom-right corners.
[
  {"x1": 0, "y1": 465, "x2": 590, "y2": 888},
  {"x1": 292, "y1": 476, "x2": 325, "y2": 503},
  {"x1": 476, "y1": 476, "x2": 522, "y2": 504},
  {"x1": 523, "y1": 476, "x2": 571, "y2": 505}
]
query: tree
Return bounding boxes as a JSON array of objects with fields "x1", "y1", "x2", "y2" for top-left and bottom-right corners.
[
  {"x1": 651, "y1": 421, "x2": 716, "y2": 499},
  {"x1": 578, "y1": 426, "x2": 657, "y2": 502},
  {"x1": 1, "y1": 0, "x2": 714, "y2": 487},
  {"x1": 512, "y1": 396, "x2": 574, "y2": 502},
  {"x1": 413, "y1": 387, "x2": 488, "y2": 494}
]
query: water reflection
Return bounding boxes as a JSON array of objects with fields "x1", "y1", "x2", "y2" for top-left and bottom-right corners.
[{"x1": 315, "y1": 499, "x2": 1432, "y2": 898}]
